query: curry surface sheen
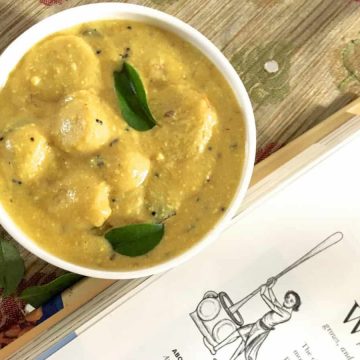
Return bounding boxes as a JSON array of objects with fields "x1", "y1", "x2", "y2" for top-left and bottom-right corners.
[{"x1": 0, "y1": 21, "x2": 245, "y2": 270}]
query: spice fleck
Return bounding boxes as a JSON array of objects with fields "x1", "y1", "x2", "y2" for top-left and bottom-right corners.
[
  {"x1": 12, "y1": 179, "x2": 22, "y2": 185},
  {"x1": 164, "y1": 110, "x2": 175, "y2": 118},
  {"x1": 109, "y1": 138, "x2": 119, "y2": 147}
]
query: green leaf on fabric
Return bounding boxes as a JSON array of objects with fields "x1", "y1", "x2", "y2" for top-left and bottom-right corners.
[
  {"x1": 20, "y1": 272, "x2": 83, "y2": 308},
  {"x1": 0, "y1": 239, "x2": 24, "y2": 296}
]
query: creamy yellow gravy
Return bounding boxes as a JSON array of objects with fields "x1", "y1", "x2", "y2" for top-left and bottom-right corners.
[{"x1": 0, "y1": 21, "x2": 245, "y2": 270}]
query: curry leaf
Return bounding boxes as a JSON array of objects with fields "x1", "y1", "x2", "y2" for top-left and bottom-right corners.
[
  {"x1": 114, "y1": 62, "x2": 157, "y2": 131},
  {"x1": 0, "y1": 239, "x2": 24, "y2": 296},
  {"x1": 105, "y1": 223, "x2": 164, "y2": 257},
  {"x1": 20, "y1": 273, "x2": 83, "y2": 308}
]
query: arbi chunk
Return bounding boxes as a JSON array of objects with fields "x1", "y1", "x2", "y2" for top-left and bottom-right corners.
[
  {"x1": 0, "y1": 123, "x2": 53, "y2": 183},
  {"x1": 24, "y1": 35, "x2": 101, "y2": 101}
]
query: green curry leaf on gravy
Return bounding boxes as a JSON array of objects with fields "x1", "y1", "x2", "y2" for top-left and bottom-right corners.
[
  {"x1": 0, "y1": 239, "x2": 24, "y2": 296},
  {"x1": 114, "y1": 62, "x2": 157, "y2": 131},
  {"x1": 20, "y1": 273, "x2": 83, "y2": 308},
  {"x1": 105, "y1": 223, "x2": 164, "y2": 257}
]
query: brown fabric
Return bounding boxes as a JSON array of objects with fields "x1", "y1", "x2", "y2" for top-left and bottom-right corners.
[{"x1": 0, "y1": 272, "x2": 56, "y2": 349}]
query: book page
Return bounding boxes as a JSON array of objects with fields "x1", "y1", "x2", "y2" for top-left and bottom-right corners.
[{"x1": 49, "y1": 132, "x2": 360, "y2": 360}]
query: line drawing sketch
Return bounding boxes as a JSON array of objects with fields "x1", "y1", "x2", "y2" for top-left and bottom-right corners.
[{"x1": 189, "y1": 232, "x2": 344, "y2": 360}]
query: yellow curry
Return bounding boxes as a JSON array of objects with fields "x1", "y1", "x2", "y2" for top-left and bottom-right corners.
[{"x1": 0, "y1": 21, "x2": 245, "y2": 270}]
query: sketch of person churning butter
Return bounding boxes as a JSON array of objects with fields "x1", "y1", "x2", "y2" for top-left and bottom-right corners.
[
  {"x1": 189, "y1": 232, "x2": 344, "y2": 360},
  {"x1": 207, "y1": 278, "x2": 301, "y2": 360}
]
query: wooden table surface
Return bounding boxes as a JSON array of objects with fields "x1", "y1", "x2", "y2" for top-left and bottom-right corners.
[{"x1": 0, "y1": 0, "x2": 360, "y2": 320}]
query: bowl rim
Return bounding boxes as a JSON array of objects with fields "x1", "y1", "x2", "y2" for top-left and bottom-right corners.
[{"x1": 0, "y1": 2, "x2": 256, "y2": 279}]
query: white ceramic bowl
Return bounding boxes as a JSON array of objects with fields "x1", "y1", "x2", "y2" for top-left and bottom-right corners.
[{"x1": 0, "y1": 3, "x2": 256, "y2": 279}]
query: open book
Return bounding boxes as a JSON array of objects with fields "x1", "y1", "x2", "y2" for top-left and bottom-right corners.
[{"x1": 37, "y1": 116, "x2": 360, "y2": 360}]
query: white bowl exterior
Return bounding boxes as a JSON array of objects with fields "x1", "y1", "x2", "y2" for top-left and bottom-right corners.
[{"x1": 0, "y1": 3, "x2": 256, "y2": 279}]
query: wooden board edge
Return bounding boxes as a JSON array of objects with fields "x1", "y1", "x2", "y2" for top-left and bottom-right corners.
[
  {"x1": 0, "y1": 279, "x2": 114, "y2": 359},
  {"x1": 251, "y1": 97, "x2": 360, "y2": 185}
]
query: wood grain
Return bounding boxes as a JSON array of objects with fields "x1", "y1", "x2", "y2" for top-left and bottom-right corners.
[{"x1": 0, "y1": 0, "x2": 360, "y2": 321}]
